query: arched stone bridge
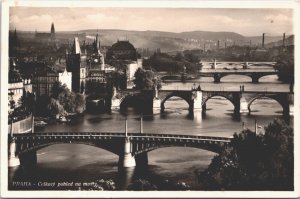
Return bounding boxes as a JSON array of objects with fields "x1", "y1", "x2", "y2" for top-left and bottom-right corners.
[
  {"x1": 111, "y1": 89, "x2": 293, "y2": 117},
  {"x1": 157, "y1": 69, "x2": 278, "y2": 83},
  {"x1": 199, "y1": 69, "x2": 278, "y2": 83},
  {"x1": 8, "y1": 132, "x2": 231, "y2": 168}
]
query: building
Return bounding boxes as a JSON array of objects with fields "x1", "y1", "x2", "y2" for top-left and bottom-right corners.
[
  {"x1": 127, "y1": 59, "x2": 143, "y2": 81},
  {"x1": 106, "y1": 40, "x2": 138, "y2": 61},
  {"x1": 32, "y1": 66, "x2": 59, "y2": 97},
  {"x1": 23, "y1": 78, "x2": 33, "y2": 93},
  {"x1": 8, "y1": 59, "x2": 24, "y2": 109},
  {"x1": 59, "y1": 68, "x2": 72, "y2": 91},
  {"x1": 88, "y1": 34, "x2": 105, "y2": 71},
  {"x1": 35, "y1": 22, "x2": 55, "y2": 41},
  {"x1": 8, "y1": 59, "x2": 33, "y2": 110},
  {"x1": 106, "y1": 40, "x2": 142, "y2": 81},
  {"x1": 66, "y1": 37, "x2": 87, "y2": 93}
]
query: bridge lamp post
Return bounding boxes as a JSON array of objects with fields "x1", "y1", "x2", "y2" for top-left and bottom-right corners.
[
  {"x1": 140, "y1": 115, "x2": 143, "y2": 134},
  {"x1": 125, "y1": 118, "x2": 128, "y2": 137}
]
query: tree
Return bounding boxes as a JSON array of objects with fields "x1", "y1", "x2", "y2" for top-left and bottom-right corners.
[
  {"x1": 74, "y1": 93, "x2": 86, "y2": 113},
  {"x1": 47, "y1": 98, "x2": 65, "y2": 116},
  {"x1": 19, "y1": 91, "x2": 35, "y2": 112},
  {"x1": 198, "y1": 119, "x2": 293, "y2": 190},
  {"x1": 274, "y1": 50, "x2": 294, "y2": 83},
  {"x1": 133, "y1": 68, "x2": 161, "y2": 90},
  {"x1": 48, "y1": 81, "x2": 86, "y2": 116}
]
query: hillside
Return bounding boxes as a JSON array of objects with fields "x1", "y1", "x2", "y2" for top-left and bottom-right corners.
[{"x1": 16, "y1": 29, "x2": 290, "y2": 52}]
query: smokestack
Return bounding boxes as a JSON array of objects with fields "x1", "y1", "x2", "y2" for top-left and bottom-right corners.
[
  {"x1": 225, "y1": 41, "x2": 227, "y2": 48},
  {"x1": 262, "y1": 33, "x2": 265, "y2": 48},
  {"x1": 217, "y1": 40, "x2": 220, "y2": 50},
  {"x1": 249, "y1": 40, "x2": 252, "y2": 46},
  {"x1": 283, "y1": 33, "x2": 286, "y2": 46}
]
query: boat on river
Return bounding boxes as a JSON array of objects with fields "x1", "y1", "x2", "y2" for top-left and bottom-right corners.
[
  {"x1": 59, "y1": 116, "x2": 71, "y2": 123},
  {"x1": 34, "y1": 120, "x2": 47, "y2": 127}
]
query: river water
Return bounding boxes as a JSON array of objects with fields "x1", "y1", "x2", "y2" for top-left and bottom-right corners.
[{"x1": 9, "y1": 74, "x2": 293, "y2": 190}]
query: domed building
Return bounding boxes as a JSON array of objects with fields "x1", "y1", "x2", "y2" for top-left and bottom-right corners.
[
  {"x1": 106, "y1": 40, "x2": 142, "y2": 81},
  {"x1": 106, "y1": 40, "x2": 138, "y2": 61}
]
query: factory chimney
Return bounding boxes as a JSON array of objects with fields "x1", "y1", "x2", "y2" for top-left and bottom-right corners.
[{"x1": 262, "y1": 33, "x2": 265, "y2": 48}]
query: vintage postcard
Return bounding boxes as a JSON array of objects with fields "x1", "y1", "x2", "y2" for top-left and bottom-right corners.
[{"x1": 1, "y1": 0, "x2": 299, "y2": 198}]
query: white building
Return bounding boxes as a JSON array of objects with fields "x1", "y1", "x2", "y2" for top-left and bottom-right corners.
[
  {"x1": 59, "y1": 68, "x2": 72, "y2": 91},
  {"x1": 127, "y1": 59, "x2": 143, "y2": 81}
]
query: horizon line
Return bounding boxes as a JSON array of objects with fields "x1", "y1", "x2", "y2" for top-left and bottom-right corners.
[{"x1": 9, "y1": 28, "x2": 291, "y2": 37}]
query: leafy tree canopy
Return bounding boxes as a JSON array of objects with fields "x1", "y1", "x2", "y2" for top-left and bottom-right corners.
[
  {"x1": 198, "y1": 119, "x2": 293, "y2": 191},
  {"x1": 133, "y1": 68, "x2": 161, "y2": 90},
  {"x1": 274, "y1": 49, "x2": 294, "y2": 83},
  {"x1": 48, "y1": 81, "x2": 86, "y2": 116}
]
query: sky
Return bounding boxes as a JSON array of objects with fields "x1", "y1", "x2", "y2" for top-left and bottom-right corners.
[{"x1": 9, "y1": 7, "x2": 293, "y2": 36}]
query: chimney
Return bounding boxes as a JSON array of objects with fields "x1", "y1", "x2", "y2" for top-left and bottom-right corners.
[
  {"x1": 283, "y1": 33, "x2": 286, "y2": 47},
  {"x1": 217, "y1": 40, "x2": 220, "y2": 50},
  {"x1": 225, "y1": 41, "x2": 227, "y2": 49},
  {"x1": 262, "y1": 33, "x2": 265, "y2": 48}
]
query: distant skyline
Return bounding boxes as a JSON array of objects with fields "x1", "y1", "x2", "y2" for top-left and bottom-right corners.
[{"x1": 10, "y1": 7, "x2": 293, "y2": 36}]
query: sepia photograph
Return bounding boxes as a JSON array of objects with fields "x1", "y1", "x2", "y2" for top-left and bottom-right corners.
[{"x1": 1, "y1": 0, "x2": 299, "y2": 197}]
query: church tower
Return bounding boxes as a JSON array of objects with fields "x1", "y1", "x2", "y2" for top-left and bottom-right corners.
[
  {"x1": 66, "y1": 37, "x2": 86, "y2": 93},
  {"x1": 50, "y1": 22, "x2": 55, "y2": 39},
  {"x1": 92, "y1": 34, "x2": 105, "y2": 71}
]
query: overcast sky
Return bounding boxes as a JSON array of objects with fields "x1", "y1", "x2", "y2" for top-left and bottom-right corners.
[{"x1": 10, "y1": 7, "x2": 293, "y2": 36}]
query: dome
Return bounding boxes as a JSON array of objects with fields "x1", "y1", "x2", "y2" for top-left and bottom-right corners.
[
  {"x1": 106, "y1": 40, "x2": 137, "y2": 61},
  {"x1": 111, "y1": 40, "x2": 136, "y2": 52}
]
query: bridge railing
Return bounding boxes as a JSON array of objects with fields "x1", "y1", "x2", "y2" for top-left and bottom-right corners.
[{"x1": 12, "y1": 132, "x2": 232, "y2": 142}]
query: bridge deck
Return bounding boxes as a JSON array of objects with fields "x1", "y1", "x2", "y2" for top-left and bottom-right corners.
[
  {"x1": 199, "y1": 69, "x2": 276, "y2": 74},
  {"x1": 123, "y1": 88, "x2": 291, "y2": 94},
  {"x1": 13, "y1": 132, "x2": 232, "y2": 142}
]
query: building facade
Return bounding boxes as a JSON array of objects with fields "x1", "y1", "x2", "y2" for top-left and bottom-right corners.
[
  {"x1": 66, "y1": 37, "x2": 87, "y2": 93},
  {"x1": 59, "y1": 68, "x2": 72, "y2": 91},
  {"x1": 32, "y1": 67, "x2": 59, "y2": 97}
]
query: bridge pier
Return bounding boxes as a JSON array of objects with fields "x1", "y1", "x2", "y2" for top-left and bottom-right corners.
[
  {"x1": 8, "y1": 138, "x2": 20, "y2": 167},
  {"x1": 111, "y1": 87, "x2": 120, "y2": 110},
  {"x1": 19, "y1": 151, "x2": 37, "y2": 168},
  {"x1": 233, "y1": 93, "x2": 241, "y2": 115},
  {"x1": 213, "y1": 74, "x2": 221, "y2": 83},
  {"x1": 111, "y1": 98, "x2": 120, "y2": 110},
  {"x1": 119, "y1": 138, "x2": 136, "y2": 168},
  {"x1": 251, "y1": 73, "x2": 259, "y2": 83},
  {"x1": 240, "y1": 96, "x2": 249, "y2": 113},
  {"x1": 153, "y1": 98, "x2": 161, "y2": 111},
  {"x1": 135, "y1": 153, "x2": 148, "y2": 168},
  {"x1": 193, "y1": 91, "x2": 203, "y2": 111}
]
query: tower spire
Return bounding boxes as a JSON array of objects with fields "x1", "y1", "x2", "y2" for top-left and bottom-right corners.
[
  {"x1": 72, "y1": 37, "x2": 81, "y2": 54},
  {"x1": 51, "y1": 22, "x2": 55, "y2": 39}
]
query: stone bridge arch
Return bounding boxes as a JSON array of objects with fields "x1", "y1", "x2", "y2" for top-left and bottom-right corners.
[
  {"x1": 202, "y1": 91, "x2": 241, "y2": 114},
  {"x1": 247, "y1": 94, "x2": 290, "y2": 116},
  {"x1": 213, "y1": 72, "x2": 276, "y2": 83},
  {"x1": 216, "y1": 74, "x2": 252, "y2": 83},
  {"x1": 160, "y1": 75, "x2": 182, "y2": 81},
  {"x1": 159, "y1": 91, "x2": 194, "y2": 112}
]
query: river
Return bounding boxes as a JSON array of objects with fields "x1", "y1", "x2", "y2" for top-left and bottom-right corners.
[{"x1": 9, "y1": 74, "x2": 294, "y2": 190}]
